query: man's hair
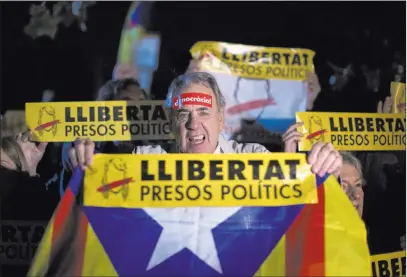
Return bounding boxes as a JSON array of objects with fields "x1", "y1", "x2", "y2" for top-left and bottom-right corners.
[
  {"x1": 166, "y1": 72, "x2": 226, "y2": 110},
  {"x1": 96, "y1": 78, "x2": 148, "y2": 101},
  {"x1": 340, "y1": 151, "x2": 365, "y2": 185}
]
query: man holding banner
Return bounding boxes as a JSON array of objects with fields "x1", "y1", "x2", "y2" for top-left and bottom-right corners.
[
  {"x1": 27, "y1": 72, "x2": 376, "y2": 277},
  {"x1": 68, "y1": 72, "x2": 343, "y2": 178}
]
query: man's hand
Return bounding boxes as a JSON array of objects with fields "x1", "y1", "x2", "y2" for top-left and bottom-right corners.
[
  {"x1": 306, "y1": 71, "x2": 321, "y2": 110},
  {"x1": 68, "y1": 138, "x2": 95, "y2": 170},
  {"x1": 16, "y1": 131, "x2": 48, "y2": 176},
  {"x1": 308, "y1": 142, "x2": 342, "y2": 178},
  {"x1": 186, "y1": 59, "x2": 201, "y2": 73},
  {"x1": 282, "y1": 122, "x2": 304, "y2": 153}
]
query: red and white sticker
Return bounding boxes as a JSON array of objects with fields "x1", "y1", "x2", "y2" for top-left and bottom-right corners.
[{"x1": 173, "y1": 92, "x2": 213, "y2": 109}]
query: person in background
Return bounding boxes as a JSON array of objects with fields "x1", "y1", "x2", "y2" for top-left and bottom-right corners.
[
  {"x1": 283, "y1": 129, "x2": 365, "y2": 217},
  {"x1": 0, "y1": 132, "x2": 58, "y2": 276},
  {"x1": 339, "y1": 151, "x2": 365, "y2": 218},
  {"x1": 94, "y1": 77, "x2": 150, "y2": 153},
  {"x1": 95, "y1": 77, "x2": 148, "y2": 102},
  {"x1": 69, "y1": 71, "x2": 343, "y2": 176},
  {"x1": 360, "y1": 96, "x2": 406, "y2": 255},
  {"x1": 0, "y1": 132, "x2": 58, "y2": 217},
  {"x1": 282, "y1": 95, "x2": 406, "y2": 254}
]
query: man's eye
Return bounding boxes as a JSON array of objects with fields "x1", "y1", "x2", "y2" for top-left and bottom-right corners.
[
  {"x1": 355, "y1": 183, "x2": 363, "y2": 188},
  {"x1": 199, "y1": 111, "x2": 210, "y2": 117},
  {"x1": 177, "y1": 113, "x2": 189, "y2": 120}
]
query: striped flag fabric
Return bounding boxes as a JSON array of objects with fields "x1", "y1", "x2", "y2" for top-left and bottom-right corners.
[
  {"x1": 28, "y1": 157, "x2": 371, "y2": 276},
  {"x1": 116, "y1": 1, "x2": 147, "y2": 65}
]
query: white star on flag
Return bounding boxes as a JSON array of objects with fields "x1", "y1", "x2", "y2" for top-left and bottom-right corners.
[{"x1": 143, "y1": 207, "x2": 241, "y2": 273}]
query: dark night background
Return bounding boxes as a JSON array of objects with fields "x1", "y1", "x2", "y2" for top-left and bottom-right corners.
[
  {"x1": 0, "y1": 2, "x2": 406, "y2": 272},
  {"x1": 1, "y1": 1, "x2": 406, "y2": 114}
]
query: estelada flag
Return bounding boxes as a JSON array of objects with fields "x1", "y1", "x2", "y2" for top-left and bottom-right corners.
[{"x1": 28, "y1": 163, "x2": 371, "y2": 276}]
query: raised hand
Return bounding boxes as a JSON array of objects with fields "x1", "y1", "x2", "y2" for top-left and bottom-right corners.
[{"x1": 282, "y1": 122, "x2": 304, "y2": 153}]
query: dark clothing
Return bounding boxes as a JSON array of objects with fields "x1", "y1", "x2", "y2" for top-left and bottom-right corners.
[
  {"x1": 0, "y1": 168, "x2": 60, "y2": 220},
  {"x1": 0, "y1": 167, "x2": 60, "y2": 276},
  {"x1": 358, "y1": 152, "x2": 406, "y2": 255},
  {"x1": 365, "y1": 165, "x2": 406, "y2": 255},
  {"x1": 37, "y1": 142, "x2": 63, "y2": 190}
]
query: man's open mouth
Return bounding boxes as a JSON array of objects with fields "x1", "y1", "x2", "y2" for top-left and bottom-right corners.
[{"x1": 189, "y1": 135, "x2": 205, "y2": 145}]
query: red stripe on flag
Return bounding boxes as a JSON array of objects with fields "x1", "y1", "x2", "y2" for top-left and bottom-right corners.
[
  {"x1": 52, "y1": 188, "x2": 75, "y2": 244},
  {"x1": 286, "y1": 185, "x2": 325, "y2": 276},
  {"x1": 74, "y1": 211, "x2": 89, "y2": 275}
]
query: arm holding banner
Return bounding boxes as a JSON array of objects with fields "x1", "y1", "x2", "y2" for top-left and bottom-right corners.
[
  {"x1": 282, "y1": 122, "x2": 342, "y2": 178},
  {"x1": 68, "y1": 136, "x2": 342, "y2": 179},
  {"x1": 305, "y1": 71, "x2": 321, "y2": 111},
  {"x1": 28, "y1": 153, "x2": 371, "y2": 276},
  {"x1": 282, "y1": 122, "x2": 304, "y2": 153}
]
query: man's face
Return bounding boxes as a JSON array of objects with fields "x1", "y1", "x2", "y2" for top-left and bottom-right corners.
[
  {"x1": 172, "y1": 83, "x2": 224, "y2": 153},
  {"x1": 116, "y1": 84, "x2": 145, "y2": 101},
  {"x1": 340, "y1": 163, "x2": 364, "y2": 217}
]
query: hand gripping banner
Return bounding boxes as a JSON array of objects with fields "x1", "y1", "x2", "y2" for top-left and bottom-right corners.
[{"x1": 28, "y1": 153, "x2": 371, "y2": 276}]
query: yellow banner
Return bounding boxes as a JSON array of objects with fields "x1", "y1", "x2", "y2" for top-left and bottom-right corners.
[
  {"x1": 190, "y1": 41, "x2": 315, "y2": 80},
  {"x1": 371, "y1": 250, "x2": 406, "y2": 277},
  {"x1": 84, "y1": 153, "x2": 318, "y2": 208},
  {"x1": 25, "y1": 101, "x2": 174, "y2": 142},
  {"x1": 296, "y1": 112, "x2": 406, "y2": 151},
  {"x1": 391, "y1": 82, "x2": 406, "y2": 114}
]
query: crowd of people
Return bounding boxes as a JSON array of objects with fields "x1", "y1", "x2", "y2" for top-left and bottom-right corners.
[{"x1": 0, "y1": 63, "x2": 405, "y2": 275}]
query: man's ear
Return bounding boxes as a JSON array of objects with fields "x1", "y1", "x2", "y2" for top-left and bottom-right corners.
[
  {"x1": 167, "y1": 109, "x2": 175, "y2": 132},
  {"x1": 219, "y1": 107, "x2": 225, "y2": 130}
]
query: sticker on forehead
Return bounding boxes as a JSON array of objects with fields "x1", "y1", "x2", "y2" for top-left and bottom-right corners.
[{"x1": 172, "y1": 92, "x2": 213, "y2": 110}]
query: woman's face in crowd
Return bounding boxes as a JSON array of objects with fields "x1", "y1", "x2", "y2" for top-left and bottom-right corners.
[
  {"x1": 173, "y1": 83, "x2": 224, "y2": 153},
  {"x1": 1, "y1": 135, "x2": 39, "y2": 174},
  {"x1": 340, "y1": 163, "x2": 364, "y2": 217},
  {"x1": 116, "y1": 84, "x2": 145, "y2": 101}
]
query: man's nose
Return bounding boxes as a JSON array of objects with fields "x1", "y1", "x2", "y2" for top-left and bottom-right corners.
[
  {"x1": 341, "y1": 183, "x2": 348, "y2": 192},
  {"x1": 186, "y1": 114, "x2": 199, "y2": 130}
]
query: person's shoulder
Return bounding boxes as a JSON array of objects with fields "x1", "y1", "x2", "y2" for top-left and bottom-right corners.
[
  {"x1": 134, "y1": 144, "x2": 168, "y2": 154},
  {"x1": 224, "y1": 139, "x2": 271, "y2": 154}
]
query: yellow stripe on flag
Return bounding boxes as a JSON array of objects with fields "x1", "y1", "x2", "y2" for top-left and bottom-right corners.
[
  {"x1": 324, "y1": 175, "x2": 371, "y2": 276},
  {"x1": 254, "y1": 235, "x2": 286, "y2": 276},
  {"x1": 82, "y1": 223, "x2": 119, "y2": 276},
  {"x1": 27, "y1": 220, "x2": 53, "y2": 276}
]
